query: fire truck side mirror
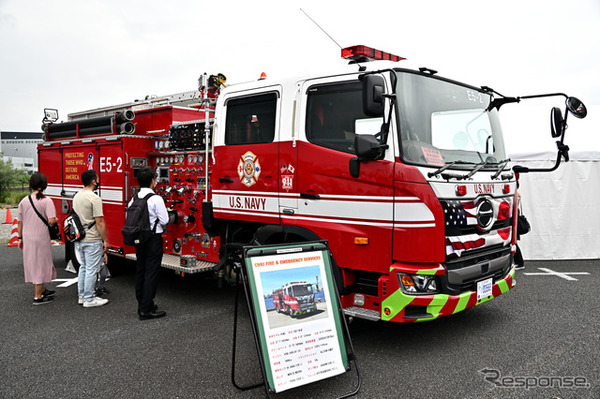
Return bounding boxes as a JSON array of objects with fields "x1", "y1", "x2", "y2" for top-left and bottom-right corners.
[
  {"x1": 550, "y1": 107, "x2": 564, "y2": 138},
  {"x1": 355, "y1": 134, "x2": 385, "y2": 160},
  {"x1": 566, "y1": 96, "x2": 587, "y2": 119},
  {"x1": 551, "y1": 96, "x2": 586, "y2": 138},
  {"x1": 362, "y1": 75, "x2": 385, "y2": 117}
]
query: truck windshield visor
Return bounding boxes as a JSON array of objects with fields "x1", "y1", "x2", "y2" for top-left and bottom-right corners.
[{"x1": 395, "y1": 71, "x2": 506, "y2": 168}]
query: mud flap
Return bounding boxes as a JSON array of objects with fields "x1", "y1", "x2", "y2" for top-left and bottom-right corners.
[{"x1": 201, "y1": 201, "x2": 220, "y2": 235}]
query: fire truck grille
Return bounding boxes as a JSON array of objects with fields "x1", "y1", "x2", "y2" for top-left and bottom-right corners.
[
  {"x1": 442, "y1": 247, "x2": 512, "y2": 295},
  {"x1": 445, "y1": 245, "x2": 510, "y2": 269},
  {"x1": 440, "y1": 199, "x2": 512, "y2": 237}
]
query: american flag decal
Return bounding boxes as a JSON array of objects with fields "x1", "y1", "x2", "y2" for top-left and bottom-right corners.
[
  {"x1": 442, "y1": 200, "x2": 477, "y2": 227},
  {"x1": 446, "y1": 228, "x2": 512, "y2": 257},
  {"x1": 442, "y1": 197, "x2": 513, "y2": 257}
]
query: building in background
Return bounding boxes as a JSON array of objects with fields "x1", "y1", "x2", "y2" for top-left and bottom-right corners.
[{"x1": 0, "y1": 131, "x2": 44, "y2": 173}]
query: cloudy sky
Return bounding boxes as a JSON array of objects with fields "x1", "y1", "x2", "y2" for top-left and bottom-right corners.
[{"x1": 1, "y1": 0, "x2": 598, "y2": 155}]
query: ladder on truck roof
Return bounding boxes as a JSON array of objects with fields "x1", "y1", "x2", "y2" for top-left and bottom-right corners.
[{"x1": 68, "y1": 90, "x2": 209, "y2": 121}]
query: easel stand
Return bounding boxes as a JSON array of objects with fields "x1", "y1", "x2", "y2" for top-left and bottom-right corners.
[{"x1": 230, "y1": 242, "x2": 361, "y2": 398}]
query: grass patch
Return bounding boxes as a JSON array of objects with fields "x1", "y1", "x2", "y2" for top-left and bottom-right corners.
[{"x1": 0, "y1": 190, "x2": 30, "y2": 207}]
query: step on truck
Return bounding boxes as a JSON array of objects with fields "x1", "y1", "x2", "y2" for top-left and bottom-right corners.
[{"x1": 39, "y1": 46, "x2": 586, "y2": 322}]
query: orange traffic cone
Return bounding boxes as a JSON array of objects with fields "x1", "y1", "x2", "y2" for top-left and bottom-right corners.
[
  {"x1": 7, "y1": 219, "x2": 19, "y2": 247},
  {"x1": 3, "y1": 206, "x2": 13, "y2": 224}
]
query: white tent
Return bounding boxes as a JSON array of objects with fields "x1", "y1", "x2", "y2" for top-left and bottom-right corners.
[{"x1": 509, "y1": 151, "x2": 600, "y2": 260}]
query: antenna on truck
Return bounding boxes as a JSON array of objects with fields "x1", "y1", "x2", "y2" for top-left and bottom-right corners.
[
  {"x1": 300, "y1": 9, "x2": 367, "y2": 71},
  {"x1": 300, "y1": 8, "x2": 343, "y2": 50}
]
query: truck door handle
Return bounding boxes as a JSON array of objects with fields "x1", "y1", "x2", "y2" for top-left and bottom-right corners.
[
  {"x1": 300, "y1": 193, "x2": 320, "y2": 200},
  {"x1": 219, "y1": 178, "x2": 234, "y2": 183}
]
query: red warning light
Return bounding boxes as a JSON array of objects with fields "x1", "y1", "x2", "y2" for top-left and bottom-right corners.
[
  {"x1": 341, "y1": 45, "x2": 405, "y2": 63},
  {"x1": 456, "y1": 185, "x2": 467, "y2": 196}
]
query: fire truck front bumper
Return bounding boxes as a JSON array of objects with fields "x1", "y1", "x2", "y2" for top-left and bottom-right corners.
[
  {"x1": 292, "y1": 305, "x2": 317, "y2": 316},
  {"x1": 379, "y1": 268, "x2": 516, "y2": 322}
]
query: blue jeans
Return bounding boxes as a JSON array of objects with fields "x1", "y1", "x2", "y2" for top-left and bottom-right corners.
[{"x1": 76, "y1": 241, "x2": 104, "y2": 301}]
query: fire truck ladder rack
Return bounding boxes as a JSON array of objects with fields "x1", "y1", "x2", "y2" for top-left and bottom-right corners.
[
  {"x1": 68, "y1": 90, "x2": 206, "y2": 120},
  {"x1": 125, "y1": 253, "x2": 217, "y2": 274}
]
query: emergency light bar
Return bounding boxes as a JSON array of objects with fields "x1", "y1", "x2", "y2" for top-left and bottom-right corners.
[{"x1": 341, "y1": 45, "x2": 405, "y2": 63}]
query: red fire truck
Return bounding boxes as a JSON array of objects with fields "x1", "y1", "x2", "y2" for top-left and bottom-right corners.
[
  {"x1": 39, "y1": 46, "x2": 586, "y2": 323},
  {"x1": 273, "y1": 282, "x2": 317, "y2": 317}
]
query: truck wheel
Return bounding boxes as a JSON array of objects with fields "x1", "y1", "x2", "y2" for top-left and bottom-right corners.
[{"x1": 253, "y1": 225, "x2": 319, "y2": 246}]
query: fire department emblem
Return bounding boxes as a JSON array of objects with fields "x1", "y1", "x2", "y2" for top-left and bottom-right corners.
[{"x1": 237, "y1": 151, "x2": 261, "y2": 187}]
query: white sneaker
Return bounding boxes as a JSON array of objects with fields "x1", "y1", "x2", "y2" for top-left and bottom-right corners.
[
  {"x1": 83, "y1": 297, "x2": 109, "y2": 308},
  {"x1": 78, "y1": 297, "x2": 84, "y2": 305}
]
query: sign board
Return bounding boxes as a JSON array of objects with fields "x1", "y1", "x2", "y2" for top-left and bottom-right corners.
[{"x1": 243, "y1": 243, "x2": 348, "y2": 393}]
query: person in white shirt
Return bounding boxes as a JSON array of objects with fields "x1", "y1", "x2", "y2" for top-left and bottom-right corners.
[{"x1": 129, "y1": 167, "x2": 168, "y2": 319}]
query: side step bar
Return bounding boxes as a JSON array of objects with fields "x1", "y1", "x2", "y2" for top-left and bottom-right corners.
[
  {"x1": 343, "y1": 306, "x2": 380, "y2": 321},
  {"x1": 125, "y1": 253, "x2": 218, "y2": 274}
]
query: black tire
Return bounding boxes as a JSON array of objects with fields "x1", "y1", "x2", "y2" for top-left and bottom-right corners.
[{"x1": 253, "y1": 225, "x2": 320, "y2": 246}]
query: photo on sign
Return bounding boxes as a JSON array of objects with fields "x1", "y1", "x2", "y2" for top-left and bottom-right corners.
[{"x1": 259, "y1": 265, "x2": 328, "y2": 329}]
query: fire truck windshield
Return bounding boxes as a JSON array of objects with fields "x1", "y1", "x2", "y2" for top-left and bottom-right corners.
[
  {"x1": 395, "y1": 71, "x2": 507, "y2": 169},
  {"x1": 291, "y1": 284, "x2": 313, "y2": 296}
]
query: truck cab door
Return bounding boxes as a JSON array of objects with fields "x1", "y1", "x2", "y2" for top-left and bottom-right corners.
[
  {"x1": 295, "y1": 77, "x2": 395, "y2": 273},
  {"x1": 212, "y1": 87, "x2": 282, "y2": 224}
]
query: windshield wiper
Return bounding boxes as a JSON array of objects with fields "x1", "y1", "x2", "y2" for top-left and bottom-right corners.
[
  {"x1": 462, "y1": 158, "x2": 497, "y2": 180},
  {"x1": 491, "y1": 158, "x2": 511, "y2": 180},
  {"x1": 428, "y1": 160, "x2": 476, "y2": 178}
]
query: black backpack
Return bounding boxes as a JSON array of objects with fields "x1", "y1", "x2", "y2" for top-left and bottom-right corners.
[{"x1": 121, "y1": 193, "x2": 158, "y2": 246}]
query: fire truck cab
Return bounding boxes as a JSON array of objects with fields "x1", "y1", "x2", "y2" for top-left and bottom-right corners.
[
  {"x1": 273, "y1": 282, "x2": 317, "y2": 318},
  {"x1": 210, "y1": 48, "x2": 517, "y2": 323}
]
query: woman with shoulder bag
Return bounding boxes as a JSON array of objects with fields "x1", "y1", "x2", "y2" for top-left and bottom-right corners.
[{"x1": 17, "y1": 172, "x2": 58, "y2": 305}]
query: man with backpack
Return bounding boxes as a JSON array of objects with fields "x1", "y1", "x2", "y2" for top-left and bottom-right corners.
[
  {"x1": 73, "y1": 169, "x2": 109, "y2": 308},
  {"x1": 125, "y1": 166, "x2": 168, "y2": 320}
]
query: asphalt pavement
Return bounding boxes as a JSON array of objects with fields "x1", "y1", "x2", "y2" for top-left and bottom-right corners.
[{"x1": 0, "y1": 244, "x2": 598, "y2": 399}]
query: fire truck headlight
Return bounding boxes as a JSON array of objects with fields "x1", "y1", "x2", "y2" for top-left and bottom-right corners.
[
  {"x1": 353, "y1": 294, "x2": 365, "y2": 306},
  {"x1": 398, "y1": 273, "x2": 439, "y2": 295}
]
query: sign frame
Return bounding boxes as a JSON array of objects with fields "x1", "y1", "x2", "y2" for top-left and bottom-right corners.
[{"x1": 231, "y1": 241, "x2": 360, "y2": 398}]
